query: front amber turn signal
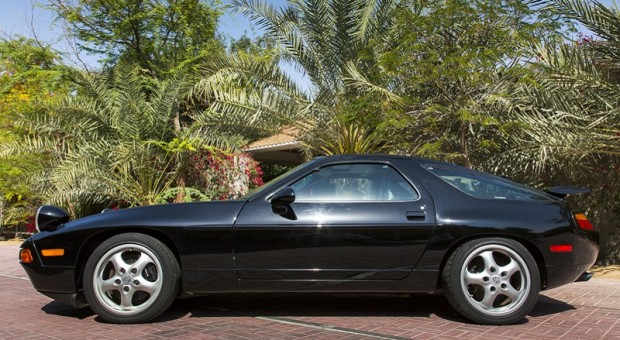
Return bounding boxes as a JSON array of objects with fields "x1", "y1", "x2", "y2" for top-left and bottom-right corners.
[
  {"x1": 41, "y1": 249, "x2": 65, "y2": 257},
  {"x1": 20, "y1": 249, "x2": 33, "y2": 263}
]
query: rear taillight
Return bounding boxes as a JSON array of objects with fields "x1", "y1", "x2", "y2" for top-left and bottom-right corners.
[
  {"x1": 550, "y1": 244, "x2": 573, "y2": 252},
  {"x1": 574, "y1": 213, "x2": 594, "y2": 231}
]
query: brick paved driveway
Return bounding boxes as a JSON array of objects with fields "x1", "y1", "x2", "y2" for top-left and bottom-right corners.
[{"x1": 1, "y1": 243, "x2": 619, "y2": 339}]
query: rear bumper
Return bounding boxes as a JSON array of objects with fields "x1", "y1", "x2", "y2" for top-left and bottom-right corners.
[
  {"x1": 546, "y1": 263, "x2": 595, "y2": 289},
  {"x1": 544, "y1": 230, "x2": 598, "y2": 290},
  {"x1": 574, "y1": 271, "x2": 592, "y2": 282}
]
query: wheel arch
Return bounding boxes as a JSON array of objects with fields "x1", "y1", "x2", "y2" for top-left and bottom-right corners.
[
  {"x1": 74, "y1": 228, "x2": 182, "y2": 291},
  {"x1": 436, "y1": 234, "x2": 547, "y2": 290}
]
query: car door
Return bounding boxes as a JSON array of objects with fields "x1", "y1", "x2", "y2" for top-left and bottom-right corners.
[{"x1": 233, "y1": 161, "x2": 436, "y2": 281}]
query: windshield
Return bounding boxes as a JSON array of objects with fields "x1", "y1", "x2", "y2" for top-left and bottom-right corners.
[{"x1": 240, "y1": 159, "x2": 319, "y2": 200}]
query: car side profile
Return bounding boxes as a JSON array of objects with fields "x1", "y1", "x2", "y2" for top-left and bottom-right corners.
[{"x1": 19, "y1": 155, "x2": 599, "y2": 324}]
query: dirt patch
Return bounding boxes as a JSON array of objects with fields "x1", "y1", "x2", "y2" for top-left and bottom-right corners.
[
  {"x1": 0, "y1": 240, "x2": 24, "y2": 246},
  {"x1": 591, "y1": 265, "x2": 620, "y2": 280}
]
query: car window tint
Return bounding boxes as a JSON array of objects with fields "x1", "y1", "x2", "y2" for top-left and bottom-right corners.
[
  {"x1": 424, "y1": 164, "x2": 551, "y2": 201},
  {"x1": 291, "y1": 163, "x2": 418, "y2": 202}
]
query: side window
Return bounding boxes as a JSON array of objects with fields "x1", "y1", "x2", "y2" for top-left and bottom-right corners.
[
  {"x1": 291, "y1": 163, "x2": 418, "y2": 202},
  {"x1": 424, "y1": 164, "x2": 551, "y2": 201}
]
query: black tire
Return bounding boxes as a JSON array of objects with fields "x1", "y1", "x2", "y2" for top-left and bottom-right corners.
[
  {"x1": 442, "y1": 238, "x2": 540, "y2": 325},
  {"x1": 83, "y1": 233, "x2": 180, "y2": 323}
]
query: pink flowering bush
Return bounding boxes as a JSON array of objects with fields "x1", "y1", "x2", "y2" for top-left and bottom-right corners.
[
  {"x1": 24, "y1": 215, "x2": 36, "y2": 233},
  {"x1": 188, "y1": 149, "x2": 263, "y2": 200}
]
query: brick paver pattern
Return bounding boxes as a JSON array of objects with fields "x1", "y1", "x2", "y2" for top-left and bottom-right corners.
[{"x1": 1, "y1": 244, "x2": 619, "y2": 339}]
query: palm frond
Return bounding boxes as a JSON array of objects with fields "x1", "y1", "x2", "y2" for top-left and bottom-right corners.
[
  {"x1": 537, "y1": 0, "x2": 620, "y2": 43},
  {"x1": 344, "y1": 61, "x2": 404, "y2": 104}
]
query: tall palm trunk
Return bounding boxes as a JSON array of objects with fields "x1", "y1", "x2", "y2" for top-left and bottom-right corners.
[{"x1": 172, "y1": 103, "x2": 187, "y2": 203}]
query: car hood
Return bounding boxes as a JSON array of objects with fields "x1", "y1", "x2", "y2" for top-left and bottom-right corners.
[{"x1": 61, "y1": 200, "x2": 247, "y2": 231}]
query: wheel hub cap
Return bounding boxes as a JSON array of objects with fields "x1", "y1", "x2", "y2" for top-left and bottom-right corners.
[
  {"x1": 492, "y1": 276, "x2": 500, "y2": 285},
  {"x1": 122, "y1": 275, "x2": 132, "y2": 285}
]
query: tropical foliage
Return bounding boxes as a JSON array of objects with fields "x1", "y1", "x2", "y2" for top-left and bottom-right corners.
[
  {"x1": 2, "y1": 67, "x2": 180, "y2": 215},
  {"x1": 234, "y1": 0, "x2": 396, "y2": 91},
  {"x1": 344, "y1": 0, "x2": 570, "y2": 168},
  {"x1": 0, "y1": 37, "x2": 70, "y2": 229},
  {"x1": 1, "y1": 65, "x2": 258, "y2": 218},
  {"x1": 505, "y1": 0, "x2": 620, "y2": 172},
  {"x1": 191, "y1": 0, "x2": 401, "y2": 155}
]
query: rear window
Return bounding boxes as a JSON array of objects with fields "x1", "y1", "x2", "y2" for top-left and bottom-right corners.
[{"x1": 424, "y1": 164, "x2": 553, "y2": 201}]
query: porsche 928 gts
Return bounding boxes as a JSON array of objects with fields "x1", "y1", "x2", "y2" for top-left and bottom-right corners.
[{"x1": 19, "y1": 155, "x2": 599, "y2": 324}]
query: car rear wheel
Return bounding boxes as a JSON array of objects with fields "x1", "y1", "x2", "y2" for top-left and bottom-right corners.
[
  {"x1": 83, "y1": 233, "x2": 180, "y2": 323},
  {"x1": 442, "y1": 238, "x2": 540, "y2": 324}
]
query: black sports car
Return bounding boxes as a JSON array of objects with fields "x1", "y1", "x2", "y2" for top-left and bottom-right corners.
[{"x1": 19, "y1": 155, "x2": 598, "y2": 325}]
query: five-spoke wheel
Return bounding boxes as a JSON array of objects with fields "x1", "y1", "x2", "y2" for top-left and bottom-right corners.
[
  {"x1": 83, "y1": 233, "x2": 180, "y2": 323},
  {"x1": 443, "y1": 238, "x2": 540, "y2": 324}
]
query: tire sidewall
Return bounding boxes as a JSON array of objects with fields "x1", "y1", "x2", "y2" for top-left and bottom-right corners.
[
  {"x1": 443, "y1": 237, "x2": 540, "y2": 325},
  {"x1": 83, "y1": 233, "x2": 180, "y2": 323}
]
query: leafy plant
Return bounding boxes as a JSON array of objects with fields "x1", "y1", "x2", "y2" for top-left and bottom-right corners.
[{"x1": 48, "y1": 0, "x2": 223, "y2": 76}]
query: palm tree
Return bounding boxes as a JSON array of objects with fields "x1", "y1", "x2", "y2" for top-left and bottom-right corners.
[
  {"x1": 1, "y1": 65, "x2": 241, "y2": 216},
  {"x1": 191, "y1": 0, "x2": 398, "y2": 155},
  {"x1": 232, "y1": 0, "x2": 395, "y2": 94}
]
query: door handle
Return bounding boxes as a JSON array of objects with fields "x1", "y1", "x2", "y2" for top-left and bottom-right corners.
[{"x1": 406, "y1": 211, "x2": 426, "y2": 221}]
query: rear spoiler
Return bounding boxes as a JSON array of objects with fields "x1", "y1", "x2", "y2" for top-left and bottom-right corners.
[{"x1": 546, "y1": 186, "x2": 591, "y2": 199}]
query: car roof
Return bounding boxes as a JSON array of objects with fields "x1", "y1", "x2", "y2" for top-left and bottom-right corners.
[
  {"x1": 314, "y1": 154, "x2": 412, "y2": 162},
  {"x1": 312, "y1": 154, "x2": 450, "y2": 167}
]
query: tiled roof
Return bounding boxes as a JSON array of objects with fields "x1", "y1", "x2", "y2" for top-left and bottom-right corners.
[{"x1": 245, "y1": 126, "x2": 302, "y2": 151}]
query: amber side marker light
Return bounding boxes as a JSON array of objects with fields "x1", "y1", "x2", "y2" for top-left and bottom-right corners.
[
  {"x1": 550, "y1": 244, "x2": 573, "y2": 253},
  {"x1": 19, "y1": 249, "x2": 33, "y2": 263},
  {"x1": 41, "y1": 249, "x2": 65, "y2": 257},
  {"x1": 574, "y1": 213, "x2": 594, "y2": 231}
]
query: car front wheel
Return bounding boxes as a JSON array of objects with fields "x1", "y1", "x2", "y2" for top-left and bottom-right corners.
[
  {"x1": 442, "y1": 238, "x2": 540, "y2": 324},
  {"x1": 83, "y1": 233, "x2": 180, "y2": 323}
]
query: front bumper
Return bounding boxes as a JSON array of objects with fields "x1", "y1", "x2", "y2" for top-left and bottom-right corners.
[{"x1": 19, "y1": 238, "x2": 85, "y2": 307}]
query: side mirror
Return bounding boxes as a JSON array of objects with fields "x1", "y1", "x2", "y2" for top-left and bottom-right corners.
[
  {"x1": 36, "y1": 205, "x2": 70, "y2": 232},
  {"x1": 270, "y1": 187, "x2": 296, "y2": 219},
  {"x1": 271, "y1": 187, "x2": 296, "y2": 205}
]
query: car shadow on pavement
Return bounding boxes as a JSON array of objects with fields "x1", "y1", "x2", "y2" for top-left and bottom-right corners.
[
  {"x1": 175, "y1": 293, "x2": 456, "y2": 318},
  {"x1": 153, "y1": 293, "x2": 555, "y2": 324},
  {"x1": 41, "y1": 301, "x2": 94, "y2": 320},
  {"x1": 529, "y1": 295, "x2": 575, "y2": 317},
  {"x1": 40, "y1": 292, "x2": 575, "y2": 324},
  {"x1": 161, "y1": 293, "x2": 576, "y2": 324}
]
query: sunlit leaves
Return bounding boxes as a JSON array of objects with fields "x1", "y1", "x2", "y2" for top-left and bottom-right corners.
[
  {"x1": 0, "y1": 37, "x2": 70, "y2": 228},
  {"x1": 48, "y1": 0, "x2": 222, "y2": 75}
]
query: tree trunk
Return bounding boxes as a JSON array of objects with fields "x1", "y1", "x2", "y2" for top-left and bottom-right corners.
[
  {"x1": 460, "y1": 123, "x2": 472, "y2": 168},
  {"x1": 175, "y1": 173, "x2": 186, "y2": 203},
  {"x1": 173, "y1": 103, "x2": 186, "y2": 203}
]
